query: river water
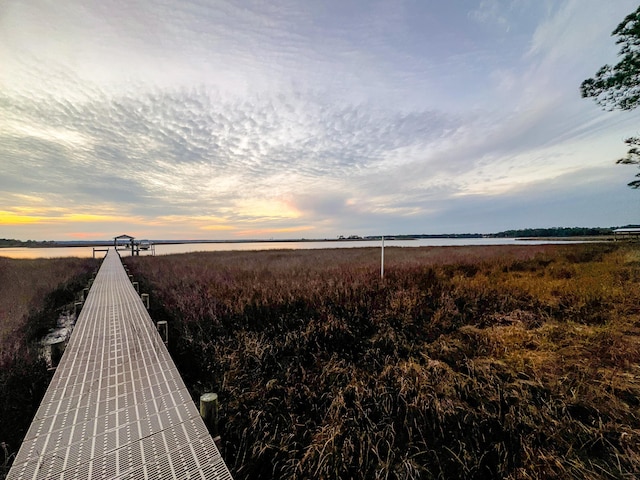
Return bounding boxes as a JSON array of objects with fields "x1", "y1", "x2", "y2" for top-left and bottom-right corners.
[{"x1": 0, "y1": 237, "x2": 598, "y2": 259}]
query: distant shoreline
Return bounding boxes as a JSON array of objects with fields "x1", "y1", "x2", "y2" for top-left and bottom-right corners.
[
  {"x1": 516, "y1": 235, "x2": 614, "y2": 242},
  {"x1": 0, "y1": 238, "x2": 406, "y2": 249},
  {"x1": 0, "y1": 235, "x2": 617, "y2": 249}
]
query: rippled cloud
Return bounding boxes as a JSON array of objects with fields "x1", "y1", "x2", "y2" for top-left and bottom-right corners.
[{"x1": 2, "y1": 0, "x2": 640, "y2": 240}]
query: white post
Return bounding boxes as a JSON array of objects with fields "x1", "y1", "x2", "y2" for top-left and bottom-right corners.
[{"x1": 381, "y1": 235, "x2": 385, "y2": 279}]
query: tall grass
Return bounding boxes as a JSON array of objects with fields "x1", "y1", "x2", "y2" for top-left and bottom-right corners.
[
  {"x1": 125, "y1": 243, "x2": 640, "y2": 479},
  {"x1": 0, "y1": 255, "x2": 98, "y2": 477},
  {"x1": 0, "y1": 256, "x2": 98, "y2": 354}
]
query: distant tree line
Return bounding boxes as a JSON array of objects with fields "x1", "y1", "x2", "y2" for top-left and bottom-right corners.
[
  {"x1": 0, "y1": 239, "x2": 56, "y2": 248},
  {"x1": 488, "y1": 227, "x2": 614, "y2": 238},
  {"x1": 364, "y1": 233, "x2": 483, "y2": 240}
]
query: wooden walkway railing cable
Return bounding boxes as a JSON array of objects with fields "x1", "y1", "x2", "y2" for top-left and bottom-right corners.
[{"x1": 7, "y1": 249, "x2": 233, "y2": 479}]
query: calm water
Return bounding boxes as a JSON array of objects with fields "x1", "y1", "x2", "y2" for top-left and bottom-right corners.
[{"x1": 0, "y1": 237, "x2": 597, "y2": 259}]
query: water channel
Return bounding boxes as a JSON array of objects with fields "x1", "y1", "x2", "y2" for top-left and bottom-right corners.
[{"x1": 0, "y1": 237, "x2": 600, "y2": 259}]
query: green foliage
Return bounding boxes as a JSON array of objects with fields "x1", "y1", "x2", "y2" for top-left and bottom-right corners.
[
  {"x1": 128, "y1": 244, "x2": 640, "y2": 480},
  {"x1": 616, "y1": 136, "x2": 640, "y2": 188},
  {"x1": 581, "y1": 5, "x2": 640, "y2": 110},
  {"x1": 581, "y1": 5, "x2": 640, "y2": 188}
]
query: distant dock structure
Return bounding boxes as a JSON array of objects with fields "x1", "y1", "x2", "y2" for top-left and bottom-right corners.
[
  {"x1": 114, "y1": 234, "x2": 155, "y2": 256},
  {"x1": 613, "y1": 228, "x2": 640, "y2": 241}
]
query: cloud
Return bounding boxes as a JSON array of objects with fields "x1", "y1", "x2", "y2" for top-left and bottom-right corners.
[
  {"x1": 2, "y1": 0, "x2": 640, "y2": 241},
  {"x1": 0, "y1": 83, "x2": 462, "y2": 211}
]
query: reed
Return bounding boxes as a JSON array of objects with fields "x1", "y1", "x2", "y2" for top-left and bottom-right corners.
[
  {"x1": 0, "y1": 256, "x2": 98, "y2": 355},
  {"x1": 124, "y1": 243, "x2": 638, "y2": 478},
  {"x1": 0, "y1": 255, "x2": 98, "y2": 477}
]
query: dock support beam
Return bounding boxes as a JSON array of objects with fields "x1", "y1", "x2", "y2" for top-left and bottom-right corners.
[
  {"x1": 200, "y1": 393, "x2": 221, "y2": 448},
  {"x1": 157, "y1": 320, "x2": 168, "y2": 345}
]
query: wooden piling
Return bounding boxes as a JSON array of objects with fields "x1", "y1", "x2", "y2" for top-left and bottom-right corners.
[
  {"x1": 50, "y1": 339, "x2": 66, "y2": 367},
  {"x1": 157, "y1": 320, "x2": 168, "y2": 345},
  {"x1": 200, "y1": 393, "x2": 219, "y2": 437},
  {"x1": 141, "y1": 293, "x2": 149, "y2": 309}
]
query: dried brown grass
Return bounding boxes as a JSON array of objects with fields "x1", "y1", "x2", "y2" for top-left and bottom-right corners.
[
  {"x1": 0, "y1": 255, "x2": 98, "y2": 476},
  {"x1": 0, "y1": 256, "x2": 98, "y2": 356},
  {"x1": 126, "y1": 243, "x2": 640, "y2": 479}
]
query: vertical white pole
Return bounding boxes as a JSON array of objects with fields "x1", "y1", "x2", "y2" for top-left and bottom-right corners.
[{"x1": 381, "y1": 235, "x2": 385, "y2": 279}]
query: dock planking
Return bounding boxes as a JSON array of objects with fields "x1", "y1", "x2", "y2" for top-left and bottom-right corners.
[{"x1": 8, "y1": 249, "x2": 233, "y2": 479}]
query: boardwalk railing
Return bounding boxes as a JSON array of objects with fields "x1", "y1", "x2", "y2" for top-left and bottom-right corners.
[{"x1": 8, "y1": 249, "x2": 233, "y2": 479}]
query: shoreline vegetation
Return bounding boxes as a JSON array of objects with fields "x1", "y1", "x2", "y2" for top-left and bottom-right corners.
[
  {"x1": 122, "y1": 243, "x2": 639, "y2": 479},
  {"x1": 2, "y1": 244, "x2": 639, "y2": 478},
  {"x1": 0, "y1": 257, "x2": 99, "y2": 476},
  {"x1": 0, "y1": 226, "x2": 631, "y2": 249}
]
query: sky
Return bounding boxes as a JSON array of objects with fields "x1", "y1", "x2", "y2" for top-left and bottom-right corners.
[{"x1": 2, "y1": 0, "x2": 640, "y2": 241}]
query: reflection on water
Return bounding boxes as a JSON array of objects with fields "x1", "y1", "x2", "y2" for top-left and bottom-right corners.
[
  {"x1": 0, "y1": 246, "x2": 100, "y2": 259},
  {"x1": 0, "y1": 237, "x2": 596, "y2": 259}
]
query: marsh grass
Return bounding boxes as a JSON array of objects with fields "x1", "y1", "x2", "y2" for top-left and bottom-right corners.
[
  {"x1": 0, "y1": 256, "x2": 98, "y2": 354},
  {"x1": 125, "y1": 243, "x2": 640, "y2": 479},
  {"x1": 0, "y1": 256, "x2": 98, "y2": 477}
]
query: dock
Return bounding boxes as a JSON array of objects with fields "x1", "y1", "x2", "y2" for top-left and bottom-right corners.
[{"x1": 7, "y1": 249, "x2": 233, "y2": 479}]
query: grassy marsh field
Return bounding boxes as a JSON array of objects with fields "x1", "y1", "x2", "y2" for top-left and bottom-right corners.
[
  {"x1": 0, "y1": 256, "x2": 98, "y2": 474},
  {"x1": 123, "y1": 243, "x2": 640, "y2": 479},
  {"x1": 1, "y1": 245, "x2": 639, "y2": 479},
  {"x1": 0, "y1": 257, "x2": 98, "y2": 354}
]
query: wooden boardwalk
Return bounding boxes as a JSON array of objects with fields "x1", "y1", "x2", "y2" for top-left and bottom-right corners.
[{"x1": 8, "y1": 250, "x2": 233, "y2": 479}]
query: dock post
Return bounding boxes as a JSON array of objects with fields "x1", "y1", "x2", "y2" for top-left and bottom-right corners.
[
  {"x1": 129, "y1": 274, "x2": 133, "y2": 282},
  {"x1": 200, "y1": 393, "x2": 220, "y2": 442},
  {"x1": 157, "y1": 321, "x2": 168, "y2": 345},
  {"x1": 50, "y1": 339, "x2": 66, "y2": 368},
  {"x1": 141, "y1": 293, "x2": 150, "y2": 309},
  {"x1": 74, "y1": 301, "x2": 83, "y2": 317},
  {"x1": 133, "y1": 281, "x2": 139, "y2": 293},
  {"x1": 83, "y1": 288, "x2": 90, "y2": 301}
]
